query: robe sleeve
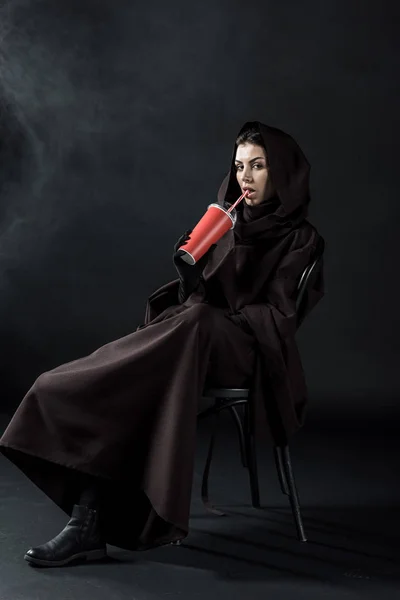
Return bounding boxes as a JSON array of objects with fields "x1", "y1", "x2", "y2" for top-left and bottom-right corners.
[
  {"x1": 243, "y1": 246, "x2": 316, "y2": 336},
  {"x1": 237, "y1": 235, "x2": 323, "y2": 347},
  {"x1": 234, "y1": 237, "x2": 324, "y2": 442}
]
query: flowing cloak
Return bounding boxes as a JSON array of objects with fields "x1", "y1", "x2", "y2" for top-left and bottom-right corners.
[
  {"x1": 145, "y1": 121, "x2": 325, "y2": 442},
  {"x1": 0, "y1": 121, "x2": 324, "y2": 551}
]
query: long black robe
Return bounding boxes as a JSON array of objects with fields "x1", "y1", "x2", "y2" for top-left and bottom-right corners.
[{"x1": 0, "y1": 121, "x2": 324, "y2": 551}]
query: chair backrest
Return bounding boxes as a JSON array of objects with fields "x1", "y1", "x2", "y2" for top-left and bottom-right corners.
[{"x1": 295, "y1": 237, "x2": 325, "y2": 327}]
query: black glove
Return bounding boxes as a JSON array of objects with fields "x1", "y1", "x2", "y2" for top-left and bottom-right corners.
[{"x1": 173, "y1": 229, "x2": 216, "y2": 303}]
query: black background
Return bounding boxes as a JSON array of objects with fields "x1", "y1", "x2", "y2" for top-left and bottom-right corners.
[{"x1": 0, "y1": 0, "x2": 399, "y2": 416}]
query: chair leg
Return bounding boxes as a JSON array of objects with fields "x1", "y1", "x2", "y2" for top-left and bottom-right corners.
[
  {"x1": 201, "y1": 410, "x2": 226, "y2": 516},
  {"x1": 244, "y1": 404, "x2": 260, "y2": 508},
  {"x1": 274, "y1": 446, "x2": 289, "y2": 495},
  {"x1": 280, "y1": 445, "x2": 307, "y2": 542},
  {"x1": 228, "y1": 406, "x2": 248, "y2": 468}
]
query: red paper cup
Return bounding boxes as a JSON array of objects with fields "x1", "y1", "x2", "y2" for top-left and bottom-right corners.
[{"x1": 178, "y1": 203, "x2": 236, "y2": 265}]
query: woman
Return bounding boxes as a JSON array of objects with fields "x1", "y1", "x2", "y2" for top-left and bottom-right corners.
[{"x1": 0, "y1": 121, "x2": 324, "y2": 567}]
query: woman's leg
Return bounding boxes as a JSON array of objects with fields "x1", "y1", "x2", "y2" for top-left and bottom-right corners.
[
  {"x1": 25, "y1": 472, "x2": 106, "y2": 567},
  {"x1": 1, "y1": 304, "x2": 256, "y2": 563},
  {"x1": 78, "y1": 472, "x2": 101, "y2": 509}
]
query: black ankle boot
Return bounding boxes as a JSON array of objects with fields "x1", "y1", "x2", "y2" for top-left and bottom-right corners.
[{"x1": 24, "y1": 504, "x2": 107, "y2": 567}]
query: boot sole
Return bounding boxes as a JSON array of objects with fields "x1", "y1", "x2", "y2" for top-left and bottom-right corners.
[{"x1": 24, "y1": 547, "x2": 107, "y2": 567}]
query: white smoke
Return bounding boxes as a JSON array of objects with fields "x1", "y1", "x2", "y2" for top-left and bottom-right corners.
[{"x1": 0, "y1": 0, "x2": 110, "y2": 287}]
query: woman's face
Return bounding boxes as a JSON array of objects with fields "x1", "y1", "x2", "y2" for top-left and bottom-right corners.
[{"x1": 234, "y1": 143, "x2": 271, "y2": 206}]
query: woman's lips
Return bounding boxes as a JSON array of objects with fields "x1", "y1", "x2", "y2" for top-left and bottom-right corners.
[{"x1": 245, "y1": 190, "x2": 256, "y2": 198}]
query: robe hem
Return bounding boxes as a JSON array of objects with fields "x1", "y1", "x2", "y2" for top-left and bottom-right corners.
[{"x1": 0, "y1": 441, "x2": 189, "y2": 550}]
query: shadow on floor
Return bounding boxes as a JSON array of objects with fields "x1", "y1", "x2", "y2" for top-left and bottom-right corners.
[{"x1": 68, "y1": 504, "x2": 400, "y2": 591}]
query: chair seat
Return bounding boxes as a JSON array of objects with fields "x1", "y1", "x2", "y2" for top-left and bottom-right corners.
[{"x1": 203, "y1": 388, "x2": 249, "y2": 399}]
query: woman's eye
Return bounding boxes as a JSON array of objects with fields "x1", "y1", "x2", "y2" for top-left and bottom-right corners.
[{"x1": 235, "y1": 163, "x2": 264, "y2": 171}]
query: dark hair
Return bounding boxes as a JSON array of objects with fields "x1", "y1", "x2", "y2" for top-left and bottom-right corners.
[{"x1": 235, "y1": 122, "x2": 265, "y2": 148}]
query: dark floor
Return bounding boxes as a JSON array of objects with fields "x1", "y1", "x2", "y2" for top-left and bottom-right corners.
[{"x1": 1, "y1": 408, "x2": 399, "y2": 600}]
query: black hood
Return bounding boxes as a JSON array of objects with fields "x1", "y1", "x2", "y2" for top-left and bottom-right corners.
[{"x1": 217, "y1": 121, "x2": 311, "y2": 240}]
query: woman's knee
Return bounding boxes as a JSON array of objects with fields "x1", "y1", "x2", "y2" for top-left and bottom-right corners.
[{"x1": 33, "y1": 371, "x2": 52, "y2": 394}]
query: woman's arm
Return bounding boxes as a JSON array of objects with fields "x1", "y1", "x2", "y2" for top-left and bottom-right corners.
[{"x1": 226, "y1": 240, "x2": 323, "y2": 339}]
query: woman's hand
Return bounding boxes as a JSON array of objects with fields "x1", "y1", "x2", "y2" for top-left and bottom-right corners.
[
  {"x1": 173, "y1": 229, "x2": 216, "y2": 285},
  {"x1": 173, "y1": 229, "x2": 216, "y2": 303}
]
